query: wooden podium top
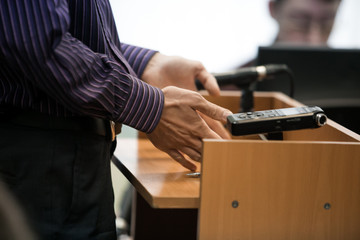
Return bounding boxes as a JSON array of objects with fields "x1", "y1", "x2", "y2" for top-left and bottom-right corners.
[{"x1": 113, "y1": 138, "x2": 201, "y2": 209}]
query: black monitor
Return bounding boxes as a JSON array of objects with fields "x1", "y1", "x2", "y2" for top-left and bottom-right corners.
[{"x1": 256, "y1": 46, "x2": 360, "y2": 133}]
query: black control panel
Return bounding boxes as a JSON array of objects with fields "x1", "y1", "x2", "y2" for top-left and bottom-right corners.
[{"x1": 227, "y1": 106, "x2": 327, "y2": 136}]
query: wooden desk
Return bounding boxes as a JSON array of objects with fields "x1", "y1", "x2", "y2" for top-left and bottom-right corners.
[
  {"x1": 113, "y1": 138, "x2": 201, "y2": 240},
  {"x1": 114, "y1": 138, "x2": 201, "y2": 209}
]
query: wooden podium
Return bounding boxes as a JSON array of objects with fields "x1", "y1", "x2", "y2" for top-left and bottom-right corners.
[{"x1": 113, "y1": 91, "x2": 360, "y2": 240}]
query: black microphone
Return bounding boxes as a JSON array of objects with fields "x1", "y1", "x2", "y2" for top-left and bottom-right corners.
[{"x1": 196, "y1": 64, "x2": 294, "y2": 97}]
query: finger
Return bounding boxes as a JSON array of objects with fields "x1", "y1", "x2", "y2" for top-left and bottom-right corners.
[
  {"x1": 189, "y1": 112, "x2": 223, "y2": 140},
  {"x1": 180, "y1": 146, "x2": 201, "y2": 162},
  {"x1": 210, "y1": 121, "x2": 231, "y2": 139},
  {"x1": 196, "y1": 68, "x2": 220, "y2": 96},
  {"x1": 167, "y1": 149, "x2": 197, "y2": 171},
  {"x1": 189, "y1": 94, "x2": 233, "y2": 124},
  {"x1": 199, "y1": 112, "x2": 232, "y2": 139}
]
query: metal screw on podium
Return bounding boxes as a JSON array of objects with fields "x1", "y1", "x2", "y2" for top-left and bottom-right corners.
[
  {"x1": 232, "y1": 200, "x2": 239, "y2": 208},
  {"x1": 324, "y1": 203, "x2": 331, "y2": 210}
]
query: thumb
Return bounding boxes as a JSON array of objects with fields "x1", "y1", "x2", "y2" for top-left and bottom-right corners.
[{"x1": 196, "y1": 70, "x2": 221, "y2": 96}]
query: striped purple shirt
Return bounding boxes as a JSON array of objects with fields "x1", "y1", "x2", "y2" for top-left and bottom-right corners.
[{"x1": 0, "y1": 0, "x2": 164, "y2": 133}]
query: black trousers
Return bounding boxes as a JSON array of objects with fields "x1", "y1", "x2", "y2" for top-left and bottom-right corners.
[{"x1": 0, "y1": 119, "x2": 117, "y2": 240}]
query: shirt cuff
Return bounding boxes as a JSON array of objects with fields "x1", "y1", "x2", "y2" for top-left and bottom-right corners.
[
  {"x1": 121, "y1": 43, "x2": 158, "y2": 78},
  {"x1": 118, "y1": 76, "x2": 164, "y2": 133}
]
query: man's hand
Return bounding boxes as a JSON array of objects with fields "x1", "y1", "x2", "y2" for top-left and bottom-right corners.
[
  {"x1": 142, "y1": 53, "x2": 220, "y2": 96},
  {"x1": 147, "y1": 86, "x2": 232, "y2": 171},
  {"x1": 142, "y1": 53, "x2": 231, "y2": 139}
]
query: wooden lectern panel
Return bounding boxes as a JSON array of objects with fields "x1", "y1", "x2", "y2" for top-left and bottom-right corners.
[{"x1": 198, "y1": 139, "x2": 360, "y2": 240}]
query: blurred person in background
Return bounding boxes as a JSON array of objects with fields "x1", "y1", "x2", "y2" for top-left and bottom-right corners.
[
  {"x1": 238, "y1": 0, "x2": 342, "y2": 68},
  {"x1": 269, "y1": 0, "x2": 341, "y2": 46}
]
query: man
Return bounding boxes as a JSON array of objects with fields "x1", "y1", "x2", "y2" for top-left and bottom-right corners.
[
  {"x1": 0, "y1": 1, "x2": 231, "y2": 239},
  {"x1": 269, "y1": 0, "x2": 341, "y2": 46},
  {"x1": 233, "y1": 0, "x2": 341, "y2": 80}
]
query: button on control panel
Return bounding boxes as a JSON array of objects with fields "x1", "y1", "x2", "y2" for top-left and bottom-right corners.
[{"x1": 234, "y1": 110, "x2": 282, "y2": 121}]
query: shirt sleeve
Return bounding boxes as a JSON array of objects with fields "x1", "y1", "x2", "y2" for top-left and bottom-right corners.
[
  {"x1": 0, "y1": 0, "x2": 163, "y2": 133},
  {"x1": 121, "y1": 43, "x2": 158, "y2": 79}
]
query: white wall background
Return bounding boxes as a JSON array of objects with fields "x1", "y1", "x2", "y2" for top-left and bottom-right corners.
[{"x1": 109, "y1": 0, "x2": 360, "y2": 72}]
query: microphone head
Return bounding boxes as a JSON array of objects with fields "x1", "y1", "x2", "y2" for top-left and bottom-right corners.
[{"x1": 263, "y1": 64, "x2": 289, "y2": 75}]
